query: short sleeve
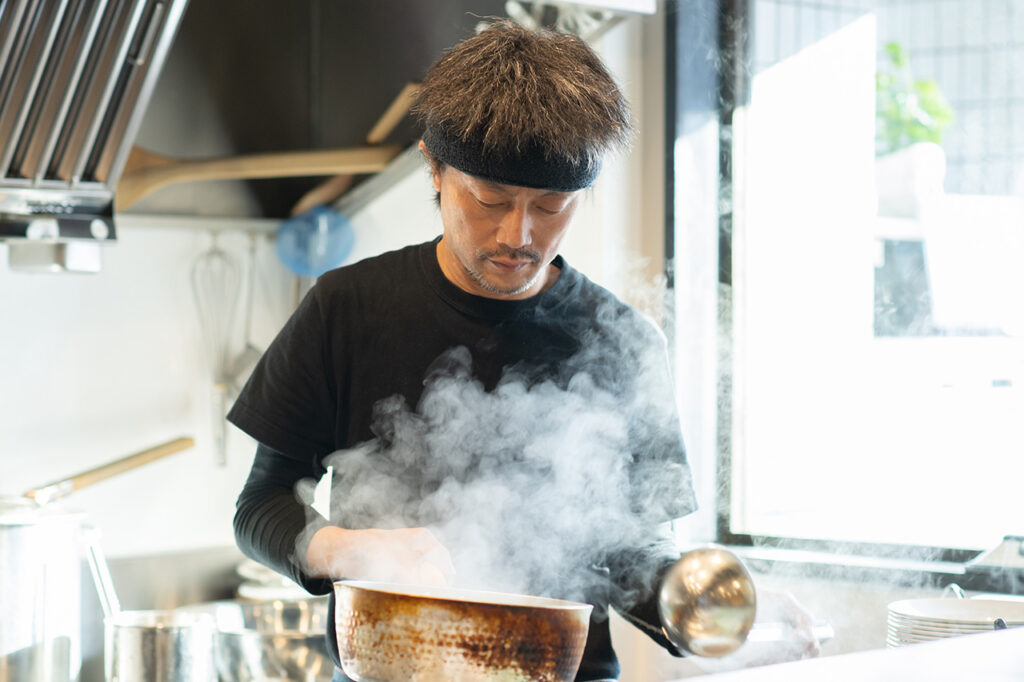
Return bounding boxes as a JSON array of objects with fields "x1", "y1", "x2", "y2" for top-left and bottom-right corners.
[{"x1": 228, "y1": 283, "x2": 338, "y2": 458}]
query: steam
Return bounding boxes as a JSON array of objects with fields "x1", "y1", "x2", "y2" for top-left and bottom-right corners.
[{"x1": 298, "y1": 300, "x2": 694, "y2": 614}]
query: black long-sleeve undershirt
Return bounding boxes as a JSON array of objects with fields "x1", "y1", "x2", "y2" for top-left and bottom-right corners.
[{"x1": 234, "y1": 442, "x2": 331, "y2": 595}]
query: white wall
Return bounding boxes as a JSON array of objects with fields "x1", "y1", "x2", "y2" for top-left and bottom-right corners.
[{"x1": 1, "y1": 220, "x2": 287, "y2": 558}]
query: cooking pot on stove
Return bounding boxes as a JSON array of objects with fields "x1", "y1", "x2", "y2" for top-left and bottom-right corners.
[
  {"x1": 0, "y1": 437, "x2": 194, "y2": 682},
  {"x1": 333, "y1": 580, "x2": 592, "y2": 682}
]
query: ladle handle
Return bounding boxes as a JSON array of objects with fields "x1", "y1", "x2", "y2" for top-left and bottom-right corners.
[
  {"x1": 84, "y1": 526, "x2": 121, "y2": 619},
  {"x1": 746, "y1": 621, "x2": 835, "y2": 644},
  {"x1": 212, "y1": 384, "x2": 228, "y2": 467}
]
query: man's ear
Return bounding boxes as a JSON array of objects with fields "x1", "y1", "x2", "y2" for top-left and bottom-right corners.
[{"x1": 418, "y1": 140, "x2": 443, "y2": 193}]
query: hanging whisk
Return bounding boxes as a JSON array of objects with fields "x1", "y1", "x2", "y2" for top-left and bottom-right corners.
[{"x1": 191, "y1": 233, "x2": 241, "y2": 466}]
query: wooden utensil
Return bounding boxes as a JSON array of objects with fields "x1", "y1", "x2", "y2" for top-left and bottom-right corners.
[
  {"x1": 115, "y1": 145, "x2": 402, "y2": 211},
  {"x1": 289, "y1": 82, "x2": 420, "y2": 216},
  {"x1": 23, "y1": 437, "x2": 195, "y2": 504}
]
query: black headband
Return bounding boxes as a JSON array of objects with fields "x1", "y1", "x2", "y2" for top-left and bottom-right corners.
[{"x1": 422, "y1": 123, "x2": 600, "y2": 192}]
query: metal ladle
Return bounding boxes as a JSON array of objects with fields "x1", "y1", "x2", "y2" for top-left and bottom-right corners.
[
  {"x1": 227, "y1": 234, "x2": 263, "y2": 399},
  {"x1": 658, "y1": 545, "x2": 758, "y2": 657}
]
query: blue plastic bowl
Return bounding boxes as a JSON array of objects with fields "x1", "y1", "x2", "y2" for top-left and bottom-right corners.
[{"x1": 275, "y1": 206, "x2": 355, "y2": 277}]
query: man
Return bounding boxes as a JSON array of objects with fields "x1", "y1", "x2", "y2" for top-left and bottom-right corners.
[{"x1": 230, "y1": 19, "x2": 805, "y2": 681}]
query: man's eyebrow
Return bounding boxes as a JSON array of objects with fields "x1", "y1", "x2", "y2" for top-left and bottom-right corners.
[{"x1": 477, "y1": 178, "x2": 570, "y2": 198}]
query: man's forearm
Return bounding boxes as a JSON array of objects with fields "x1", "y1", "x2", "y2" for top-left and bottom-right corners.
[
  {"x1": 234, "y1": 443, "x2": 332, "y2": 594},
  {"x1": 606, "y1": 522, "x2": 685, "y2": 656}
]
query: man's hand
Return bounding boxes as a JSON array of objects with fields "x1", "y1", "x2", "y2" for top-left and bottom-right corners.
[
  {"x1": 306, "y1": 526, "x2": 456, "y2": 586},
  {"x1": 749, "y1": 588, "x2": 822, "y2": 661},
  {"x1": 691, "y1": 587, "x2": 823, "y2": 672}
]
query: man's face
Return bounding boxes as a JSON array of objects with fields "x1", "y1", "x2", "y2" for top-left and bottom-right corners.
[{"x1": 429, "y1": 153, "x2": 582, "y2": 300}]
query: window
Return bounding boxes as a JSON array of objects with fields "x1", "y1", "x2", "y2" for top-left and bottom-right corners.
[{"x1": 668, "y1": 0, "x2": 1024, "y2": 555}]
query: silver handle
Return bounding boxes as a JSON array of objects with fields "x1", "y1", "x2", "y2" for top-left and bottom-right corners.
[
  {"x1": 83, "y1": 526, "x2": 121, "y2": 619},
  {"x1": 745, "y1": 622, "x2": 834, "y2": 644},
  {"x1": 212, "y1": 383, "x2": 228, "y2": 467}
]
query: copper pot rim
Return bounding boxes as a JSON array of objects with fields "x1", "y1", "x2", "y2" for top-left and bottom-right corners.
[{"x1": 333, "y1": 580, "x2": 593, "y2": 613}]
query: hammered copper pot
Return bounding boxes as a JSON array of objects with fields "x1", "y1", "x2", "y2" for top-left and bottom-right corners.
[{"x1": 333, "y1": 581, "x2": 592, "y2": 682}]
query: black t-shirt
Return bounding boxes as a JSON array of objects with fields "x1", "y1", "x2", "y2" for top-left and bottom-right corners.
[{"x1": 228, "y1": 238, "x2": 695, "y2": 680}]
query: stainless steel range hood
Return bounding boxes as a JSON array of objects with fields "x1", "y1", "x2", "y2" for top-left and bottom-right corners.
[{"x1": 0, "y1": 0, "x2": 189, "y2": 272}]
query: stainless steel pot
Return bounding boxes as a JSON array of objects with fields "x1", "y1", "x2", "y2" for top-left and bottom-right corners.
[
  {"x1": 333, "y1": 581, "x2": 592, "y2": 682},
  {"x1": 0, "y1": 498, "x2": 86, "y2": 682},
  {"x1": 178, "y1": 598, "x2": 333, "y2": 682},
  {"x1": 0, "y1": 437, "x2": 194, "y2": 682},
  {"x1": 104, "y1": 611, "x2": 216, "y2": 682}
]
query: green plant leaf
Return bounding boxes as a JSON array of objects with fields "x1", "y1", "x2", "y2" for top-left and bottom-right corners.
[
  {"x1": 875, "y1": 42, "x2": 954, "y2": 155},
  {"x1": 884, "y1": 42, "x2": 907, "y2": 68}
]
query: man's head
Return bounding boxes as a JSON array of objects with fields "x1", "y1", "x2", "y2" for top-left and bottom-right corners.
[
  {"x1": 415, "y1": 19, "x2": 632, "y2": 191},
  {"x1": 415, "y1": 20, "x2": 632, "y2": 299}
]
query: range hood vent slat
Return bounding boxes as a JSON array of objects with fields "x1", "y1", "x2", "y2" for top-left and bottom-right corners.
[
  {"x1": 13, "y1": 0, "x2": 102, "y2": 183},
  {"x1": 0, "y1": 0, "x2": 72, "y2": 176},
  {"x1": 50, "y1": 0, "x2": 148, "y2": 184},
  {"x1": 8, "y1": 0, "x2": 79, "y2": 179},
  {"x1": 0, "y1": 0, "x2": 34, "y2": 98},
  {"x1": 43, "y1": 0, "x2": 115, "y2": 181},
  {"x1": 88, "y1": 0, "x2": 167, "y2": 184},
  {"x1": 0, "y1": 0, "x2": 50, "y2": 177}
]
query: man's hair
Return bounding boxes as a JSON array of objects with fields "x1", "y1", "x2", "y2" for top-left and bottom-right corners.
[{"x1": 414, "y1": 19, "x2": 633, "y2": 179}]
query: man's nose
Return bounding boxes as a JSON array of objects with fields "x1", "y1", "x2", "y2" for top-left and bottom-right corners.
[{"x1": 496, "y1": 207, "x2": 532, "y2": 248}]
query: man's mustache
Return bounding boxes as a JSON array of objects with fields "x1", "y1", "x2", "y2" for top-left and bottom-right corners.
[{"x1": 478, "y1": 247, "x2": 542, "y2": 263}]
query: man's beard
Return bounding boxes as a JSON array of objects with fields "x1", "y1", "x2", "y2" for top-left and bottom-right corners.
[{"x1": 466, "y1": 247, "x2": 543, "y2": 296}]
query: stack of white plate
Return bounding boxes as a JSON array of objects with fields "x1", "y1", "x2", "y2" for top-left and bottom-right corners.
[{"x1": 887, "y1": 597, "x2": 1024, "y2": 647}]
